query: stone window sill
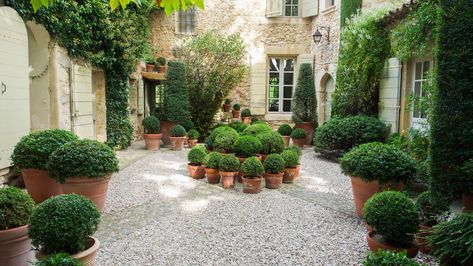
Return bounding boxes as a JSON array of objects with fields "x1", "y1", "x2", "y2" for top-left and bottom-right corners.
[
  {"x1": 322, "y1": 5, "x2": 336, "y2": 16},
  {"x1": 264, "y1": 113, "x2": 292, "y2": 121}
]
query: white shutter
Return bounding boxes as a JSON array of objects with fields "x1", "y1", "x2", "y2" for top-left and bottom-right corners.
[
  {"x1": 302, "y1": 0, "x2": 319, "y2": 17},
  {"x1": 266, "y1": 0, "x2": 284, "y2": 17},
  {"x1": 379, "y1": 58, "x2": 401, "y2": 133},
  {"x1": 71, "y1": 63, "x2": 96, "y2": 139},
  {"x1": 249, "y1": 58, "x2": 267, "y2": 116}
]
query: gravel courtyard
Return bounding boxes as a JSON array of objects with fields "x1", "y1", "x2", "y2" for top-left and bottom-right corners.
[{"x1": 95, "y1": 142, "x2": 433, "y2": 266}]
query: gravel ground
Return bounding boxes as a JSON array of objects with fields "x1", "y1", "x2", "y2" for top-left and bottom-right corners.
[{"x1": 95, "y1": 143, "x2": 437, "y2": 266}]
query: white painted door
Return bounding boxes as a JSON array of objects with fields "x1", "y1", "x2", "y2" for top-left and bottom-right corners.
[
  {"x1": 71, "y1": 63, "x2": 95, "y2": 140},
  {"x1": 324, "y1": 76, "x2": 335, "y2": 122},
  {"x1": 0, "y1": 7, "x2": 30, "y2": 169}
]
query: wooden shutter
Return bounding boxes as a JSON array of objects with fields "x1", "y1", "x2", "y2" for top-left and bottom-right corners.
[
  {"x1": 379, "y1": 58, "x2": 401, "y2": 133},
  {"x1": 249, "y1": 57, "x2": 267, "y2": 116},
  {"x1": 71, "y1": 63, "x2": 96, "y2": 140},
  {"x1": 302, "y1": 0, "x2": 319, "y2": 17},
  {"x1": 266, "y1": 0, "x2": 284, "y2": 17}
]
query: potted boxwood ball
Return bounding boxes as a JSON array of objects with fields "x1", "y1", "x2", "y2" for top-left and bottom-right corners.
[
  {"x1": 232, "y1": 103, "x2": 241, "y2": 118},
  {"x1": 35, "y1": 253, "x2": 83, "y2": 266},
  {"x1": 187, "y1": 129, "x2": 200, "y2": 148},
  {"x1": 219, "y1": 155, "x2": 240, "y2": 189},
  {"x1": 142, "y1": 116, "x2": 162, "y2": 151},
  {"x1": 204, "y1": 152, "x2": 222, "y2": 184},
  {"x1": 234, "y1": 136, "x2": 262, "y2": 163},
  {"x1": 364, "y1": 191, "x2": 419, "y2": 258},
  {"x1": 290, "y1": 128, "x2": 306, "y2": 148},
  {"x1": 284, "y1": 145, "x2": 302, "y2": 178},
  {"x1": 257, "y1": 131, "x2": 284, "y2": 161},
  {"x1": 277, "y1": 124, "x2": 292, "y2": 147},
  {"x1": 340, "y1": 142, "x2": 416, "y2": 217},
  {"x1": 241, "y1": 108, "x2": 252, "y2": 124},
  {"x1": 280, "y1": 150, "x2": 299, "y2": 184},
  {"x1": 213, "y1": 130, "x2": 239, "y2": 154},
  {"x1": 187, "y1": 146, "x2": 207, "y2": 179},
  {"x1": 263, "y1": 154, "x2": 285, "y2": 189},
  {"x1": 241, "y1": 156, "x2": 264, "y2": 194},
  {"x1": 169, "y1": 125, "x2": 187, "y2": 151},
  {"x1": 11, "y1": 129, "x2": 78, "y2": 203},
  {"x1": 156, "y1": 57, "x2": 167, "y2": 73},
  {"x1": 0, "y1": 186, "x2": 35, "y2": 265},
  {"x1": 47, "y1": 139, "x2": 119, "y2": 212},
  {"x1": 223, "y1": 99, "x2": 231, "y2": 112},
  {"x1": 29, "y1": 194, "x2": 100, "y2": 265}
]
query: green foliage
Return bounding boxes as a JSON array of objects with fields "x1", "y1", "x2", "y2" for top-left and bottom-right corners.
[
  {"x1": 241, "y1": 157, "x2": 264, "y2": 178},
  {"x1": 315, "y1": 115, "x2": 388, "y2": 154},
  {"x1": 234, "y1": 136, "x2": 262, "y2": 158},
  {"x1": 213, "y1": 131, "x2": 239, "y2": 153},
  {"x1": 363, "y1": 250, "x2": 419, "y2": 266},
  {"x1": 187, "y1": 129, "x2": 200, "y2": 140},
  {"x1": 364, "y1": 191, "x2": 419, "y2": 246},
  {"x1": 427, "y1": 213, "x2": 473, "y2": 265},
  {"x1": 180, "y1": 120, "x2": 195, "y2": 132},
  {"x1": 173, "y1": 31, "x2": 247, "y2": 136},
  {"x1": 29, "y1": 194, "x2": 100, "y2": 254},
  {"x1": 219, "y1": 154, "x2": 240, "y2": 172},
  {"x1": 11, "y1": 129, "x2": 78, "y2": 170},
  {"x1": 241, "y1": 108, "x2": 251, "y2": 117},
  {"x1": 340, "y1": 142, "x2": 416, "y2": 183},
  {"x1": 0, "y1": 186, "x2": 35, "y2": 230},
  {"x1": 257, "y1": 132, "x2": 284, "y2": 155},
  {"x1": 48, "y1": 140, "x2": 119, "y2": 183},
  {"x1": 263, "y1": 154, "x2": 285, "y2": 174},
  {"x1": 224, "y1": 99, "x2": 231, "y2": 104},
  {"x1": 242, "y1": 124, "x2": 272, "y2": 137},
  {"x1": 292, "y1": 63, "x2": 317, "y2": 125},
  {"x1": 281, "y1": 150, "x2": 298, "y2": 168},
  {"x1": 156, "y1": 57, "x2": 166, "y2": 66},
  {"x1": 188, "y1": 146, "x2": 207, "y2": 164},
  {"x1": 415, "y1": 191, "x2": 450, "y2": 227},
  {"x1": 35, "y1": 253, "x2": 83, "y2": 266},
  {"x1": 332, "y1": 9, "x2": 391, "y2": 117},
  {"x1": 233, "y1": 104, "x2": 241, "y2": 111},
  {"x1": 277, "y1": 124, "x2": 292, "y2": 136},
  {"x1": 290, "y1": 128, "x2": 306, "y2": 139},
  {"x1": 229, "y1": 121, "x2": 248, "y2": 133},
  {"x1": 170, "y1": 125, "x2": 187, "y2": 137},
  {"x1": 461, "y1": 160, "x2": 473, "y2": 194},
  {"x1": 284, "y1": 145, "x2": 302, "y2": 158},
  {"x1": 161, "y1": 61, "x2": 191, "y2": 123},
  {"x1": 207, "y1": 126, "x2": 238, "y2": 149},
  {"x1": 142, "y1": 116, "x2": 161, "y2": 134},
  {"x1": 341, "y1": 0, "x2": 362, "y2": 27},
  {"x1": 204, "y1": 152, "x2": 222, "y2": 169}
]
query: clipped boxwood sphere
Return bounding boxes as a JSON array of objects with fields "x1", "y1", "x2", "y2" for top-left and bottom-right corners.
[
  {"x1": 35, "y1": 253, "x2": 83, "y2": 266},
  {"x1": 188, "y1": 146, "x2": 207, "y2": 164},
  {"x1": 142, "y1": 116, "x2": 161, "y2": 134},
  {"x1": 263, "y1": 154, "x2": 285, "y2": 174},
  {"x1": 229, "y1": 121, "x2": 248, "y2": 133},
  {"x1": 290, "y1": 128, "x2": 306, "y2": 139},
  {"x1": 48, "y1": 139, "x2": 119, "y2": 183},
  {"x1": 213, "y1": 130, "x2": 239, "y2": 153},
  {"x1": 29, "y1": 194, "x2": 100, "y2": 254},
  {"x1": 11, "y1": 129, "x2": 78, "y2": 170},
  {"x1": 364, "y1": 191, "x2": 419, "y2": 246},
  {"x1": 241, "y1": 156, "x2": 264, "y2": 178},
  {"x1": 180, "y1": 120, "x2": 194, "y2": 132},
  {"x1": 415, "y1": 191, "x2": 450, "y2": 226},
  {"x1": 234, "y1": 136, "x2": 262, "y2": 158},
  {"x1": 281, "y1": 150, "x2": 299, "y2": 168},
  {"x1": 204, "y1": 152, "x2": 222, "y2": 169},
  {"x1": 233, "y1": 103, "x2": 241, "y2": 110},
  {"x1": 257, "y1": 132, "x2": 284, "y2": 155},
  {"x1": 364, "y1": 250, "x2": 419, "y2": 266},
  {"x1": 187, "y1": 129, "x2": 200, "y2": 140},
  {"x1": 284, "y1": 145, "x2": 302, "y2": 158},
  {"x1": 170, "y1": 125, "x2": 187, "y2": 137},
  {"x1": 277, "y1": 124, "x2": 293, "y2": 136},
  {"x1": 242, "y1": 124, "x2": 272, "y2": 137},
  {"x1": 208, "y1": 126, "x2": 238, "y2": 148},
  {"x1": 219, "y1": 155, "x2": 240, "y2": 172},
  {"x1": 241, "y1": 108, "x2": 251, "y2": 117},
  {"x1": 340, "y1": 142, "x2": 416, "y2": 184},
  {"x1": 0, "y1": 186, "x2": 35, "y2": 230}
]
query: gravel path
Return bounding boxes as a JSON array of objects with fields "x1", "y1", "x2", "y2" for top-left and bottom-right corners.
[{"x1": 95, "y1": 143, "x2": 436, "y2": 266}]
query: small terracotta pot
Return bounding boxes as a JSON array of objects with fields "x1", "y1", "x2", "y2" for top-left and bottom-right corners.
[
  {"x1": 160, "y1": 120, "x2": 176, "y2": 146},
  {"x1": 415, "y1": 224, "x2": 433, "y2": 254},
  {"x1": 263, "y1": 172, "x2": 283, "y2": 189},
  {"x1": 365, "y1": 223, "x2": 374, "y2": 232},
  {"x1": 188, "y1": 139, "x2": 198, "y2": 148},
  {"x1": 62, "y1": 175, "x2": 111, "y2": 212},
  {"x1": 283, "y1": 167, "x2": 297, "y2": 183},
  {"x1": 463, "y1": 193, "x2": 473, "y2": 212},
  {"x1": 242, "y1": 116, "x2": 251, "y2": 124},
  {"x1": 22, "y1": 169, "x2": 63, "y2": 203},
  {"x1": 282, "y1": 135, "x2": 290, "y2": 147},
  {"x1": 146, "y1": 64, "x2": 155, "y2": 72},
  {"x1": 242, "y1": 176, "x2": 262, "y2": 193},
  {"x1": 36, "y1": 237, "x2": 100, "y2": 266},
  {"x1": 220, "y1": 171, "x2": 236, "y2": 189},
  {"x1": 232, "y1": 110, "x2": 240, "y2": 118},
  {"x1": 223, "y1": 104, "x2": 231, "y2": 112},
  {"x1": 143, "y1": 133, "x2": 162, "y2": 151},
  {"x1": 295, "y1": 164, "x2": 301, "y2": 179},
  {"x1": 0, "y1": 225, "x2": 33, "y2": 266},
  {"x1": 291, "y1": 138, "x2": 305, "y2": 148},
  {"x1": 188, "y1": 164, "x2": 205, "y2": 179},
  {"x1": 205, "y1": 168, "x2": 220, "y2": 184},
  {"x1": 170, "y1": 136, "x2": 186, "y2": 151},
  {"x1": 157, "y1": 65, "x2": 167, "y2": 73},
  {"x1": 366, "y1": 231, "x2": 419, "y2": 258},
  {"x1": 294, "y1": 122, "x2": 315, "y2": 146}
]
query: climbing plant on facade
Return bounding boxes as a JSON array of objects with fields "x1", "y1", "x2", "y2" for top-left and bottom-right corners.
[{"x1": 340, "y1": 0, "x2": 362, "y2": 27}]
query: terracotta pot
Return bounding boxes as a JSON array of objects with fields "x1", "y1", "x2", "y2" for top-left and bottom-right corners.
[
  {"x1": 169, "y1": 136, "x2": 186, "y2": 151},
  {"x1": 232, "y1": 110, "x2": 240, "y2": 118},
  {"x1": 188, "y1": 139, "x2": 198, "y2": 148},
  {"x1": 263, "y1": 172, "x2": 283, "y2": 189},
  {"x1": 242, "y1": 116, "x2": 251, "y2": 124},
  {"x1": 462, "y1": 193, "x2": 473, "y2": 212},
  {"x1": 291, "y1": 138, "x2": 305, "y2": 148},
  {"x1": 159, "y1": 120, "x2": 176, "y2": 146},
  {"x1": 223, "y1": 104, "x2": 231, "y2": 112},
  {"x1": 62, "y1": 175, "x2": 111, "y2": 212},
  {"x1": 143, "y1": 133, "x2": 162, "y2": 151},
  {"x1": 205, "y1": 168, "x2": 220, "y2": 184},
  {"x1": 415, "y1": 225, "x2": 433, "y2": 254},
  {"x1": 220, "y1": 171, "x2": 236, "y2": 189},
  {"x1": 145, "y1": 64, "x2": 155, "y2": 72},
  {"x1": 366, "y1": 231, "x2": 419, "y2": 258},
  {"x1": 282, "y1": 135, "x2": 290, "y2": 147},
  {"x1": 366, "y1": 223, "x2": 374, "y2": 232},
  {"x1": 242, "y1": 176, "x2": 262, "y2": 194},
  {"x1": 294, "y1": 122, "x2": 315, "y2": 146},
  {"x1": 295, "y1": 164, "x2": 301, "y2": 179},
  {"x1": 36, "y1": 237, "x2": 100, "y2": 266},
  {"x1": 283, "y1": 167, "x2": 297, "y2": 184},
  {"x1": 188, "y1": 164, "x2": 205, "y2": 179},
  {"x1": 21, "y1": 169, "x2": 63, "y2": 203},
  {"x1": 350, "y1": 176, "x2": 404, "y2": 218},
  {"x1": 157, "y1": 65, "x2": 167, "y2": 73},
  {"x1": 0, "y1": 225, "x2": 33, "y2": 266}
]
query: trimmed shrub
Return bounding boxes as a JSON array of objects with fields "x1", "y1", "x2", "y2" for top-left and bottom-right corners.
[
  {"x1": 340, "y1": 142, "x2": 416, "y2": 184},
  {"x1": 363, "y1": 250, "x2": 419, "y2": 266},
  {"x1": 234, "y1": 136, "x2": 262, "y2": 158},
  {"x1": 292, "y1": 63, "x2": 317, "y2": 125},
  {"x1": 364, "y1": 191, "x2": 419, "y2": 246},
  {"x1": 29, "y1": 194, "x2": 100, "y2": 254},
  {"x1": 277, "y1": 124, "x2": 292, "y2": 136},
  {"x1": 233, "y1": 103, "x2": 241, "y2": 111},
  {"x1": 281, "y1": 150, "x2": 298, "y2": 168},
  {"x1": 180, "y1": 120, "x2": 195, "y2": 132},
  {"x1": 156, "y1": 57, "x2": 166, "y2": 66},
  {"x1": 142, "y1": 116, "x2": 160, "y2": 134},
  {"x1": 224, "y1": 98, "x2": 231, "y2": 104},
  {"x1": 188, "y1": 147, "x2": 207, "y2": 165},
  {"x1": 48, "y1": 140, "x2": 119, "y2": 183},
  {"x1": 219, "y1": 155, "x2": 240, "y2": 172},
  {"x1": 263, "y1": 154, "x2": 285, "y2": 174},
  {"x1": 11, "y1": 129, "x2": 78, "y2": 170},
  {"x1": 242, "y1": 124, "x2": 272, "y2": 137},
  {"x1": 162, "y1": 60, "x2": 191, "y2": 123},
  {"x1": 170, "y1": 125, "x2": 186, "y2": 137},
  {"x1": 415, "y1": 191, "x2": 450, "y2": 227},
  {"x1": 290, "y1": 128, "x2": 306, "y2": 139},
  {"x1": 208, "y1": 126, "x2": 238, "y2": 148},
  {"x1": 213, "y1": 130, "x2": 239, "y2": 153},
  {"x1": 229, "y1": 121, "x2": 248, "y2": 133},
  {"x1": 205, "y1": 136, "x2": 213, "y2": 150},
  {"x1": 315, "y1": 115, "x2": 388, "y2": 154},
  {"x1": 205, "y1": 152, "x2": 222, "y2": 169},
  {"x1": 35, "y1": 253, "x2": 83, "y2": 266},
  {"x1": 251, "y1": 117, "x2": 261, "y2": 124},
  {"x1": 0, "y1": 186, "x2": 35, "y2": 230},
  {"x1": 187, "y1": 129, "x2": 200, "y2": 140},
  {"x1": 241, "y1": 108, "x2": 251, "y2": 117},
  {"x1": 284, "y1": 145, "x2": 302, "y2": 159},
  {"x1": 257, "y1": 132, "x2": 284, "y2": 155},
  {"x1": 241, "y1": 157, "x2": 264, "y2": 178}
]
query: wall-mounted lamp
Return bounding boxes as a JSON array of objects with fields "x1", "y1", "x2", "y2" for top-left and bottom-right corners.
[{"x1": 313, "y1": 26, "x2": 330, "y2": 45}]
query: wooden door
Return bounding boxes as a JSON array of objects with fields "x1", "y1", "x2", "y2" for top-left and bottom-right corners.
[{"x1": 71, "y1": 63, "x2": 96, "y2": 140}]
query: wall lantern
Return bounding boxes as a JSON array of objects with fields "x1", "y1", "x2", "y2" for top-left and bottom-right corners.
[{"x1": 313, "y1": 26, "x2": 330, "y2": 45}]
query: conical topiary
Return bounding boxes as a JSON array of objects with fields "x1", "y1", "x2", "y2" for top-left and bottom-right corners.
[
  {"x1": 292, "y1": 63, "x2": 317, "y2": 126},
  {"x1": 162, "y1": 60, "x2": 191, "y2": 123}
]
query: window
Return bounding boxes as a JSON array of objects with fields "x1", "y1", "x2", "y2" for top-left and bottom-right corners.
[
  {"x1": 324, "y1": 0, "x2": 335, "y2": 9},
  {"x1": 268, "y1": 58, "x2": 295, "y2": 113},
  {"x1": 285, "y1": 0, "x2": 299, "y2": 16},
  {"x1": 411, "y1": 60, "x2": 432, "y2": 129},
  {"x1": 176, "y1": 8, "x2": 197, "y2": 34}
]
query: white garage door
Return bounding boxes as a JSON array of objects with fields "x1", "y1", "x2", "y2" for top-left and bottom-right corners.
[{"x1": 71, "y1": 63, "x2": 95, "y2": 140}]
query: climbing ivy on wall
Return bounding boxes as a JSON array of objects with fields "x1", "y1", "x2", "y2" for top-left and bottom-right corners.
[{"x1": 340, "y1": 0, "x2": 362, "y2": 27}]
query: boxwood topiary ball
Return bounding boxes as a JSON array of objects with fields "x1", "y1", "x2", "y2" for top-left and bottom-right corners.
[
  {"x1": 213, "y1": 130, "x2": 239, "y2": 153},
  {"x1": 29, "y1": 194, "x2": 100, "y2": 254},
  {"x1": 241, "y1": 156, "x2": 264, "y2": 178},
  {"x1": 257, "y1": 132, "x2": 284, "y2": 155},
  {"x1": 284, "y1": 145, "x2": 302, "y2": 158},
  {"x1": 290, "y1": 128, "x2": 307, "y2": 139},
  {"x1": 204, "y1": 152, "x2": 223, "y2": 169},
  {"x1": 35, "y1": 253, "x2": 83, "y2": 266},
  {"x1": 229, "y1": 121, "x2": 248, "y2": 133},
  {"x1": 188, "y1": 146, "x2": 207, "y2": 164},
  {"x1": 180, "y1": 120, "x2": 194, "y2": 132},
  {"x1": 241, "y1": 108, "x2": 251, "y2": 117},
  {"x1": 242, "y1": 124, "x2": 272, "y2": 137},
  {"x1": 277, "y1": 124, "x2": 293, "y2": 136},
  {"x1": 234, "y1": 136, "x2": 262, "y2": 158},
  {"x1": 170, "y1": 125, "x2": 187, "y2": 137},
  {"x1": 0, "y1": 186, "x2": 35, "y2": 230},
  {"x1": 415, "y1": 191, "x2": 450, "y2": 227},
  {"x1": 263, "y1": 154, "x2": 285, "y2": 174},
  {"x1": 219, "y1": 155, "x2": 240, "y2": 172},
  {"x1": 281, "y1": 150, "x2": 299, "y2": 168},
  {"x1": 233, "y1": 103, "x2": 241, "y2": 111},
  {"x1": 142, "y1": 116, "x2": 161, "y2": 134},
  {"x1": 187, "y1": 129, "x2": 200, "y2": 140},
  {"x1": 209, "y1": 126, "x2": 238, "y2": 144}
]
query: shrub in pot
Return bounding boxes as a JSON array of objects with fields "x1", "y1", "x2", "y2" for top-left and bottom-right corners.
[
  {"x1": 263, "y1": 154, "x2": 285, "y2": 189},
  {"x1": 47, "y1": 139, "x2": 119, "y2": 212},
  {"x1": 219, "y1": 155, "x2": 240, "y2": 189},
  {"x1": 292, "y1": 63, "x2": 317, "y2": 145},
  {"x1": 257, "y1": 132, "x2": 284, "y2": 160},
  {"x1": 180, "y1": 120, "x2": 195, "y2": 132},
  {"x1": 242, "y1": 123, "x2": 272, "y2": 137},
  {"x1": 142, "y1": 116, "x2": 162, "y2": 151},
  {"x1": 284, "y1": 145, "x2": 302, "y2": 177},
  {"x1": 241, "y1": 108, "x2": 251, "y2": 124},
  {"x1": 29, "y1": 194, "x2": 100, "y2": 265},
  {"x1": 363, "y1": 250, "x2": 419, "y2": 266},
  {"x1": 363, "y1": 191, "x2": 419, "y2": 258},
  {"x1": 35, "y1": 253, "x2": 83, "y2": 266},
  {"x1": 234, "y1": 136, "x2": 262, "y2": 160},
  {"x1": 0, "y1": 186, "x2": 35, "y2": 265},
  {"x1": 187, "y1": 129, "x2": 200, "y2": 148},
  {"x1": 281, "y1": 150, "x2": 299, "y2": 184},
  {"x1": 241, "y1": 157, "x2": 264, "y2": 194},
  {"x1": 169, "y1": 125, "x2": 187, "y2": 151},
  {"x1": 222, "y1": 98, "x2": 231, "y2": 112},
  {"x1": 144, "y1": 56, "x2": 156, "y2": 72},
  {"x1": 232, "y1": 103, "x2": 241, "y2": 118},
  {"x1": 290, "y1": 128, "x2": 306, "y2": 148},
  {"x1": 340, "y1": 142, "x2": 416, "y2": 217},
  {"x1": 229, "y1": 121, "x2": 247, "y2": 133},
  {"x1": 204, "y1": 152, "x2": 222, "y2": 184},
  {"x1": 278, "y1": 124, "x2": 292, "y2": 147},
  {"x1": 213, "y1": 130, "x2": 239, "y2": 154},
  {"x1": 187, "y1": 146, "x2": 207, "y2": 179},
  {"x1": 207, "y1": 126, "x2": 238, "y2": 150},
  {"x1": 156, "y1": 57, "x2": 166, "y2": 73},
  {"x1": 11, "y1": 129, "x2": 78, "y2": 202}
]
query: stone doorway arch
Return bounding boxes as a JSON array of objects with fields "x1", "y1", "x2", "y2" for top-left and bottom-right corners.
[{"x1": 321, "y1": 74, "x2": 335, "y2": 122}]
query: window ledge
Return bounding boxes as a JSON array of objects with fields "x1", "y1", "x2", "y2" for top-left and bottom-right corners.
[
  {"x1": 264, "y1": 113, "x2": 292, "y2": 121},
  {"x1": 322, "y1": 5, "x2": 336, "y2": 16}
]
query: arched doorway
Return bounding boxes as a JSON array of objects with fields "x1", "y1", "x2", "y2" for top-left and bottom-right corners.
[{"x1": 323, "y1": 75, "x2": 335, "y2": 122}]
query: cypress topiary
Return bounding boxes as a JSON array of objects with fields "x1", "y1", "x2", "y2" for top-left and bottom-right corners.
[
  {"x1": 292, "y1": 63, "x2": 317, "y2": 125},
  {"x1": 162, "y1": 61, "x2": 191, "y2": 123}
]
